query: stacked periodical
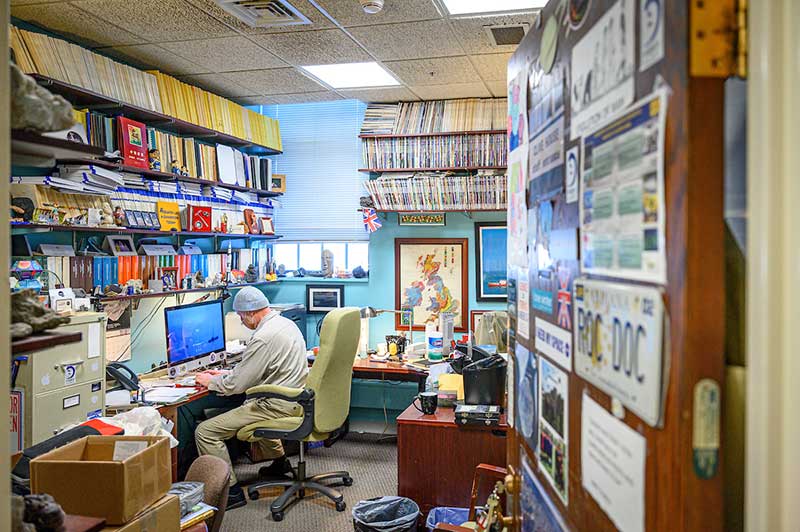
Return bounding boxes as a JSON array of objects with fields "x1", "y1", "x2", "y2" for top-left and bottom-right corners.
[
  {"x1": 364, "y1": 172, "x2": 508, "y2": 211},
  {"x1": 361, "y1": 132, "x2": 507, "y2": 170}
]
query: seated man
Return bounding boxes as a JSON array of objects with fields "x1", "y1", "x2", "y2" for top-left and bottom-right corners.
[{"x1": 194, "y1": 286, "x2": 308, "y2": 510}]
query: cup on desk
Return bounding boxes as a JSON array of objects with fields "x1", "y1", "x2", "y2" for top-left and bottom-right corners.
[{"x1": 413, "y1": 391, "x2": 438, "y2": 415}]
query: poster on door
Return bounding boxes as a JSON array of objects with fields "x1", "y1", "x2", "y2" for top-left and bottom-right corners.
[
  {"x1": 538, "y1": 357, "x2": 569, "y2": 504},
  {"x1": 573, "y1": 278, "x2": 666, "y2": 426}
]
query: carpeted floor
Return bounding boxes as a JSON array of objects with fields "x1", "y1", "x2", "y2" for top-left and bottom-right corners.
[{"x1": 221, "y1": 434, "x2": 398, "y2": 532}]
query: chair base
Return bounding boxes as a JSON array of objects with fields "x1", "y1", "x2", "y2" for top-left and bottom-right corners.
[{"x1": 247, "y1": 449, "x2": 353, "y2": 521}]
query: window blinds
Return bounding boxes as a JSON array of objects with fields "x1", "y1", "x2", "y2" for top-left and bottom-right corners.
[{"x1": 257, "y1": 100, "x2": 368, "y2": 241}]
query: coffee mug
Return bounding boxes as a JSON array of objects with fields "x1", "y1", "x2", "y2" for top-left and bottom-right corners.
[{"x1": 413, "y1": 391, "x2": 438, "y2": 415}]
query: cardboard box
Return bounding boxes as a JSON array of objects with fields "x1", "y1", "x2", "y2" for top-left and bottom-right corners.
[
  {"x1": 101, "y1": 494, "x2": 180, "y2": 532},
  {"x1": 30, "y1": 435, "x2": 171, "y2": 525}
]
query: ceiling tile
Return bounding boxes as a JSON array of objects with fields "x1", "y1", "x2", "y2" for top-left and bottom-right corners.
[
  {"x1": 160, "y1": 37, "x2": 286, "y2": 72},
  {"x1": 450, "y1": 14, "x2": 535, "y2": 55},
  {"x1": 411, "y1": 83, "x2": 491, "y2": 100},
  {"x1": 470, "y1": 52, "x2": 513, "y2": 82},
  {"x1": 233, "y1": 96, "x2": 272, "y2": 106},
  {"x1": 177, "y1": 73, "x2": 256, "y2": 97},
  {"x1": 348, "y1": 20, "x2": 462, "y2": 61},
  {"x1": 486, "y1": 80, "x2": 508, "y2": 98},
  {"x1": 315, "y1": 0, "x2": 441, "y2": 27},
  {"x1": 99, "y1": 44, "x2": 210, "y2": 76},
  {"x1": 11, "y1": 3, "x2": 143, "y2": 47},
  {"x1": 223, "y1": 68, "x2": 326, "y2": 95},
  {"x1": 384, "y1": 56, "x2": 479, "y2": 86},
  {"x1": 264, "y1": 92, "x2": 344, "y2": 104},
  {"x1": 252, "y1": 29, "x2": 370, "y2": 66},
  {"x1": 338, "y1": 87, "x2": 420, "y2": 103},
  {"x1": 73, "y1": 0, "x2": 237, "y2": 42},
  {"x1": 184, "y1": 0, "x2": 335, "y2": 34}
]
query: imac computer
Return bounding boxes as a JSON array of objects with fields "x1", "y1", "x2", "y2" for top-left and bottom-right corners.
[{"x1": 164, "y1": 299, "x2": 227, "y2": 378}]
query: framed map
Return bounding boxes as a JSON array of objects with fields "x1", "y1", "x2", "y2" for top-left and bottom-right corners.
[{"x1": 395, "y1": 238, "x2": 468, "y2": 332}]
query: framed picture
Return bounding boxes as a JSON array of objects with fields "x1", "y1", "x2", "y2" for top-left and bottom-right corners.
[
  {"x1": 159, "y1": 267, "x2": 178, "y2": 289},
  {"x1": 398, "y1": 213, "x2": 446, "y2": 226},
  {"x1": 259, "y1": 217, "x2": 275, "y2": 235},
  {"x1": 306, "y1": 284, "x2": 344, "y2": 313},
  {"x1": 271, "y1": 174, "x2": 286, "y2": 193},
  {"x1": 475, "y1": 222, "x2": 508, "y2": 301},
  {"x1": 470, "y1": 310, "x2": 491, "y2": 333},
  {"x1": 104, "y1": 235, "x2": 137, "y2": 256},
  {"x1": 395, "y1": 238, "x2": 468, "y2": 332}
]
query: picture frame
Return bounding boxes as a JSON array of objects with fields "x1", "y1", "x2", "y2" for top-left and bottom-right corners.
[
  {"x1": 475, "y1": 222, "x2": 508, "y2": 301},
  {"x1": 398, "y1": 212, "x2": 446, "y2": 226},
  {"x1": 259, "y1": 217, "x2": 275, "y2": 235},
  {"x1": 470, "y1": 310, "x2": 491, "y2": 333},
  {"x1": 395, "y1": 238, "x2": 469, "y2": 332},
  {"x1": 104, "y1": 235, "x2": 137, "y2": 256},
  {"x1": 159, "y1": 267, "x2": 179, "y2": 290},
  {"x1": 306, "y1": 284, "x2": 344, "y2": 313},
  {"x1": 271, "y1": 174, "x2": 286, "y2": 193}
]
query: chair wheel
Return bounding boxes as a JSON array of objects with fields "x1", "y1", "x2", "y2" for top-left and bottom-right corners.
[
  {"x1": 343, "y1": 476, "x2": 353, "y2": 486},
  {"x1": 272, "y1": 511, "x2": 284, "y2": 521},
  {"x1": 335, "y1": 501, "x2": 346, "y2": 512},
  {"x1": 248, "y1": 490, "x2": 260, "y2": 501}
]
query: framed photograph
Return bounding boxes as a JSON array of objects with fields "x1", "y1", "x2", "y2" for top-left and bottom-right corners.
[
  {"x1": 159, "y1": 267, "x2": 178, "y2": 289},
  {"x1": 395, "y1": 238, "x2": 468, "y2": 332},
  {"x1": 475, "y1": 222, "x2": 508, "y2": 301},
  {"x1": 271, "y1": 174, "x2": 286, "y2": 193},
  {"x1": 259, "y1": 217, "x2": 275, "y2": 235},
  {"x1": 470, "y1": 310, "x2": 491, "y2": 333},
  {"x1": 104, "y1": 235, "x2": 137, "y2": 256},
  {"x1": 306, "y1": 284, "x2": 344, "y2": 313}
]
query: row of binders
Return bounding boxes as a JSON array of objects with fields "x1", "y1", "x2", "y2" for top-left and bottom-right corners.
[
  {"x1": 361, "y1": 133, "x2": 507, "y2": 169},
  {"x1": 364, "y1": 172, "x2": 508, "y2": 211},
  {"x1": 360, "y1": 99, "x2": 508, "y2": 135},
  {"x1": 42, "y1": 248, "x2": 273, "y2": 292}
]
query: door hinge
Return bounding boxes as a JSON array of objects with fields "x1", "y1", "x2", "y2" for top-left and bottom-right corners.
[{"x1": 690, "y1": 0, "x2": 747, "y2": 78}]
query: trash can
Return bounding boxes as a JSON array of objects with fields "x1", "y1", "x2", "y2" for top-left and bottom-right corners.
[
  {"x1": 425, "y1": 507, "x2": 470, "y2": 532},
  {"x1": 353, "y1": 496, "x2": 420, "y2": 532}
]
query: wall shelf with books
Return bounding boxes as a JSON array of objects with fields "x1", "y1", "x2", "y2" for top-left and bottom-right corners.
[
  {"x1": 361, "y1": 131, "x2": 507, "y2": 170},
  {"x1": 11, "y1": 223, "x2": 282, "y2": 240},
  {"x1": 358, "y1": 129, "x2": 505, "y2": 139},
  {"x1": 364, "y1": 173, "x2": 507, "y2": 212},
  {"x1": 359, "y1": 166, "x2": 507, "y2": 173},
  {"x1": 11, "y1": 129, "x2": 106, "y2": 160},
  {"x1": 99, "y1": 280, "x2": 278, "y2": 302},
  {"x1": 32, "y1": 75, "x2": 282, "y2": 156}
]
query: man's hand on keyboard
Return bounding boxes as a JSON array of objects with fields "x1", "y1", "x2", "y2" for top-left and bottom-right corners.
[{"x1": 195, "y1": 372, "x2": 213, "y2": 389}]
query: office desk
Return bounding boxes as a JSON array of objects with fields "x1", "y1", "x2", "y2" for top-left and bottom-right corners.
[
  {"x1": 351, "y1": 358, "x2": 428, "y2": 392},
  {"x1": 397, "y1": 404, "x2": 507, "y2": 521}
]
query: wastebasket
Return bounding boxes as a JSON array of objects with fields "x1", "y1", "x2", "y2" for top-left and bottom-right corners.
[
  {"x1": 425, "y1": 507, "x2": 470, "y2": 532},
  {"x1": 353, "y1": 496, "x2": 420, "y2": 532}
]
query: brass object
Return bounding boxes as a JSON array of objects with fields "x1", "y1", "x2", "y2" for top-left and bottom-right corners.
[{"x1": 691, "y1": 0, "x2": 747, "y2": 78}]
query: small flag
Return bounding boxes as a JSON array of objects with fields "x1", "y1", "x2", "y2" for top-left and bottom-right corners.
[{"x1": 363, "y1": 208, "x2": 382, "y2": 233}]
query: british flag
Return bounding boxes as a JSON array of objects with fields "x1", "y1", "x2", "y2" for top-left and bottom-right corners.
[{"x1": 363, "y1": 208, "x2": 382, "y2": 233}]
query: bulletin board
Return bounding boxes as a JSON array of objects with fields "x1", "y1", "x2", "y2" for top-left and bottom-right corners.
[{"x1": 506, "y1": 1, "x2": 726, "y2": 531}]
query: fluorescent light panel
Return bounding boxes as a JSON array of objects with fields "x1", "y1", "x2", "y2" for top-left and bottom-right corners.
[
  {"x1": 441, "y1": 0, "x2": 547, "y2": 15},
  {"x1": 301, "y1": 62, "x2": 399, "y2": 89}
]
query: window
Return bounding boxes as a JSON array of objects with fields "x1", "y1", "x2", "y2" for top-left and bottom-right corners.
[{"x1": 272, "y1": 242, "x2": 369, "y2": 273}]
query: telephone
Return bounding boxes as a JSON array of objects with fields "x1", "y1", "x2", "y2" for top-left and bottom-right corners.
[{"x1": 106, "y1": 362, "x2": 139, "y2": 392}]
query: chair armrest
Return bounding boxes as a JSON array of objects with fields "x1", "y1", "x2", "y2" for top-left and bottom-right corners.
[{"x1": 245, "y1": 384, "x2": 315, "y2": 405}]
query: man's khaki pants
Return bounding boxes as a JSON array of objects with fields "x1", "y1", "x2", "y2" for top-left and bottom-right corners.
[{"x1": 195, "y1": 398, "x2": 301, "y2": 486}]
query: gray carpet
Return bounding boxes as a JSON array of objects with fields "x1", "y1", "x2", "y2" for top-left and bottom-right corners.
[{"x1": 222, "y1": 434, "x2": 398, "y2": 532}]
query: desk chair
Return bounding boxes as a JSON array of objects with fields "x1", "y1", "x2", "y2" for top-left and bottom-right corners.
[
  {"x1": 236, "y1": 307, "x2": 360, "y2": 521},
  {"x1": 184, "y1": 455, "x2": 230, "y2": 532}
]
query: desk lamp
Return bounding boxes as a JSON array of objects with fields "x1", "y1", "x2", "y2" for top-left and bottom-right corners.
[{"x1": 359, "y1": 306, "x2": 414, "y2": 356}]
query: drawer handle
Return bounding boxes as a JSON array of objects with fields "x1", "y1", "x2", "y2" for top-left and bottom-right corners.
[{"x1": 54, "y1": 360, "x2": 85, "y2": 371}]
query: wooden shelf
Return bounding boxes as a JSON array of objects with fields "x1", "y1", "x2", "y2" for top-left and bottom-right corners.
[
  {"x1": 359, "y1": 129, "x2": 505, "y2": 139},
  {"x1": 12, "y1": 330, "x2": 82, "y2": 355},
  {"x1": 359, "y1": 166, "x2": 507, "y2": 172},
  {"x1": 32, "y1": 75, "x2": 282, "y2": 156},
  {"x1": 11, "y1": 130, "x2": 105, "y2": 160},
  {"x1": 11, "y1": 223, "x2": 282, "y2": 240},
  {"x1": 100, "y1": 280, "x2": 277, "y2": 302}
]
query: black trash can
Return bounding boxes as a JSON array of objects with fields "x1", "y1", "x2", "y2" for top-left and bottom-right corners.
[{"x1": 353, "y1": 496, "x2": 420, "y2": 532}]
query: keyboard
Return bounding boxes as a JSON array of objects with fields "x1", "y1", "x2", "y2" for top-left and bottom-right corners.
[{"x1": 177, "y1": 375, "x2": 196, "y2": 386}]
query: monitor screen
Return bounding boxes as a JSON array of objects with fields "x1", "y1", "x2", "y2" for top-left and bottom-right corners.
[{"x1": 165, "y1": 300, "x2": 226, "y2": 367}]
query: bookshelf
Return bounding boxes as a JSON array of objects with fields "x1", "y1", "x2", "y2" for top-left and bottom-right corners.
[
  {"x1": 33, "y1": 75, "x2": 281, "y2": 156},
  {"x1": 99, "y1": 280, "x2": 277, "y2": 302},
  {"x1": 358, "y1": 130, "x2": 505, "y2": 139},
  {"x1": 11, "y1": 129, "x2": 105, "y2": 160},
  {"x1": 11, "y1": 223, "x2": 282, "y2": 240},
  {"x1": 360, "y1": 131, "x2": 507, "y2": 171},
  {"x1": 364, "y1": 173, "x2": 507, "y2": 212},
  {"x1": 359, "y1": 166, "x2": 507, "y2": 172}
]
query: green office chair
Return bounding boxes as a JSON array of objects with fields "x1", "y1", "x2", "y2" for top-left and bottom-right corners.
[{"x1": 236, "y1": 307, "x2": 360, "y2": 521}]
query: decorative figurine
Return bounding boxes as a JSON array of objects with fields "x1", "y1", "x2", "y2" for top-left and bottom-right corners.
[
  {"x1": 180, "y1": 165, "x2": 190, "y2": 176},
  {"x1": 220, "y1": 213, "x2": 228, "y2": 233},
  {"x1": 99, "y1": 205, "x2": 116, "y2": 227},
  {"x1": 245, "y1": 264, "x2": 258, "y2": 283},
  {"x1": 148, "y1": 148, "x2": 161, "y2": 171},
  {"x1": 322, "y1": 249, "x2": 334, "y2": 278},
  {"x1": 171, "y1": 159, "x2": 181, "y2": 175},
  {"x1": 193, "y1": 270, "x2": 205, "y2": 288},
  {"x1": 113, "y1": 206, "x2": 127, "y2": 227}
]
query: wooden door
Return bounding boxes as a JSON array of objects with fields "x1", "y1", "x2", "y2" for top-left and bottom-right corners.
[{"x1": 505, "y1": 1, "x2": 726, "y2": 530}]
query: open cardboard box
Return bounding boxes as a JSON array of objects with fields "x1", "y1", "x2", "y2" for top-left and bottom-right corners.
[
  {"x1": 30, "y1": 435, "x2": 171, "y2": 525},
  {"x1": 101, "y1": 494, "x2": 180, "y2": 532}
]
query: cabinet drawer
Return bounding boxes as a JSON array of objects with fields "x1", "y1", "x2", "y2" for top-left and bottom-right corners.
[{"x1": 30, "y1": 380, "x2": 104, "y2": 445}]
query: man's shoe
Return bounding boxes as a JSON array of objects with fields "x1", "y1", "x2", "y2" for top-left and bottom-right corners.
[
  {"x1": 227, "y1": 484, "x2": 247, "y2": 510},
  {"x1": 258, "y1": 456, "x2": 292, "y2": 480}
]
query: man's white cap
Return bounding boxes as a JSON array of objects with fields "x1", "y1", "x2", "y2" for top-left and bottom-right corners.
[{"x1": 232, "y1": 286, "x2": 270, "y2": 312}]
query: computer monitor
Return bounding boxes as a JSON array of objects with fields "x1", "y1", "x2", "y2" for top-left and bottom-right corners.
[{"x1": 164, "y1": 299, "x2": 226, "y2": 369}]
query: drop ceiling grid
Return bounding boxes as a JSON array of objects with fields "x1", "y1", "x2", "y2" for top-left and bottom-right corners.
[{"x1": 11, "y1": 0, "x2": 533, "y2": 102}]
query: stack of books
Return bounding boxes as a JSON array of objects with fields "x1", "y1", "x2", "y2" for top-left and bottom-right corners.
[
  {"x1": 360, "y1": 104, "x2": 399, "y2": 135},
  {"x1": 364, "y1": 172, "x2": 508, "y2": 211},
  {"x1": 361, "y1": 132, "x2": 507, "y2": 169}
]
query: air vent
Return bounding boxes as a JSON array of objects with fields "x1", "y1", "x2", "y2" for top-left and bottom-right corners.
[
  {"x1": 214, "y1": 0, "x2": 311, "y2": 28},
  {"x1": 485, "y1": 24, "x2": 530, "y2": 46}
]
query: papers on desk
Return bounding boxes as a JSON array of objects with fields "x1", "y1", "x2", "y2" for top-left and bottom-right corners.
[
  {"x1": 143, "y1": 387, "x2": 197, "y2": 404},
  {"x1": 180, "y1": 502, "x2": 216, "y2": 528}
]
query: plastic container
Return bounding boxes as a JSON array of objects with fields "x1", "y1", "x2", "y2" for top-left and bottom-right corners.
[
  {"x1": 425, "y1": 323, "x2": 443, "y2": 361},
  {"x1": 425, "y1": 507, "x2": 470, "y2": 531},
  {"x1": 352, "y1": 496, "x2": 420, "y2": 532}
]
